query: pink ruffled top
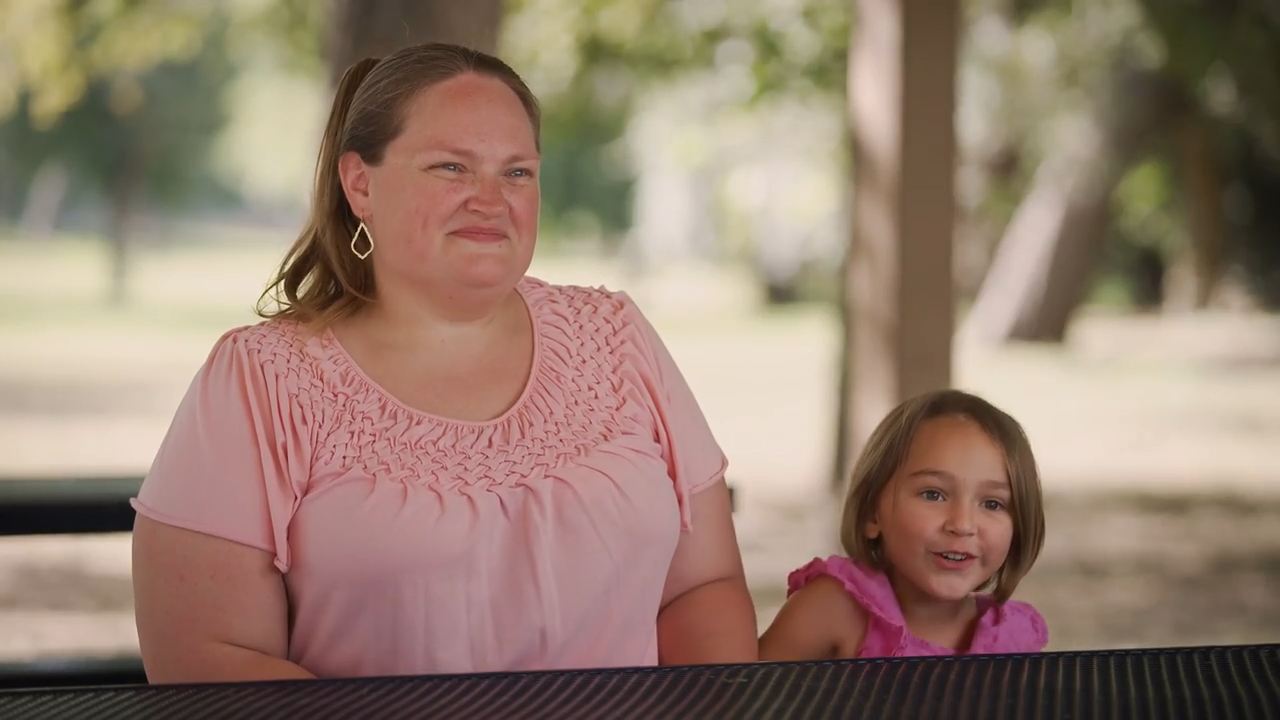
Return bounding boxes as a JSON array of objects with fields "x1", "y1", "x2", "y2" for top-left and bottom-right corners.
[
  {"x1": 787, "y1": 556, "x2": 1048, "y2": 657},
  {"x1": 132, "y1": 277, "x2": 728, "y2": 678}
]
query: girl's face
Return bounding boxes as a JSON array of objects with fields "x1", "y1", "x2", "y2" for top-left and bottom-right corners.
[
  {"x1": 865, "y1": 415, "x2": 1015, "y2": 605},
  {"x1": 340, "y1": 72, "x2": 541, "y2": 300}
]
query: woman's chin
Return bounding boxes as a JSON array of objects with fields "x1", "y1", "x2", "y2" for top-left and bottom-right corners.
[{"x1": 451, "y1": 261, "x2": 527, "y2": 292}]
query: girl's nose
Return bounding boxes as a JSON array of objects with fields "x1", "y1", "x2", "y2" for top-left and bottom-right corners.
[{"x1": 943, "y1": 503, "x2": 976, "y2": 536}]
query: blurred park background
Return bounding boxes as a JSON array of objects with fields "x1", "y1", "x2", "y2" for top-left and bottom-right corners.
[{"x1": 1, "y1": 0, "x2": 1278, "y2": 666}]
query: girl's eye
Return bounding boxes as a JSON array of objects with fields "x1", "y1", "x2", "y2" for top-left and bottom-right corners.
[
  {"x1": 983, "y1": 499, "x2": 1006, "y2": 511},
  {"x1": 920, "y1": 489, "x2": 944, "y2": 502}
]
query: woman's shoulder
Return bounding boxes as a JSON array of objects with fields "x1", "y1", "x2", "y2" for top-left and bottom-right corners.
[
  {"x1": 200, "y1": 319, "x2": 327, "y2": 379},
  {"x1": 208, "y1": 317, "x2": 313, "y2": 353},
  {"x1": 520, "y1": 276, "x2": 649, "y2": 340},
  {"x1": 521, "y1": 275, "x2": 633, "y2": 314}
]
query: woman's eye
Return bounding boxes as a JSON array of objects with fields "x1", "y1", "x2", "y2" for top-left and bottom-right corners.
[
  {"x1": 434, "y1": 162, "x2": 463, "y2": 173},
  {"x1": 507, "y1": 167, "x2": 534, "y2": 179},
  {"x1": 983, "y1": 499, "x2": 1006, "y2": 511},
  {"x1": 920, "y1": 489, "x2": 943, "y2": 502}
]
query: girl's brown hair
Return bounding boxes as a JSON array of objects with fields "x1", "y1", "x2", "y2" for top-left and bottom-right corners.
[
  {"x1": 839, "y1": 389, "x2": 1045, "y2": 602},
  {"x1": 257, "y1": 43, "x2": 541, "y2": 327}
]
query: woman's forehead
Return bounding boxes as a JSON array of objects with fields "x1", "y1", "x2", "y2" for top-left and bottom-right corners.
[{"x1": 393, "y1": 74, "x2": 536, "y2": 149}]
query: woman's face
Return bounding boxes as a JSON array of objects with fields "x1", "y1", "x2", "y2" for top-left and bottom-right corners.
[{"x1": 341, "y1": 72, "x2": 540, "y2": 303}]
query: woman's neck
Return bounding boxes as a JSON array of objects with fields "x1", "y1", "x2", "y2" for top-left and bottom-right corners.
[{"x1": 350, "y1": 283, "x2": 524, "y2": 353}]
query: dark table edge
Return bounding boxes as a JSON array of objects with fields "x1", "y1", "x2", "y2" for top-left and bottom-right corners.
[{"x1": 2, "y1": 642, "x2": 1276, "y2": 697}]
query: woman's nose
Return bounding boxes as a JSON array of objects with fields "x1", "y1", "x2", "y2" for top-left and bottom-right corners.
[{"x1": 466, "y1": 176, "x2": 505, "y2": 215}]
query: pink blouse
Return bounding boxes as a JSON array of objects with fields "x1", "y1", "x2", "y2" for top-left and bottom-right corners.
[
  {"x1": 788, "y1": 556, "x2": 1048, "y2": 657},
  {"x1": 132, "y1": 277, "x2": 728, "y2": 678}
]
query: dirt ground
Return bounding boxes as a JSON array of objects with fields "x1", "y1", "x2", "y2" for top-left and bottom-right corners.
[{"x1": 1, "y1": 240, "x2": 1278, "y2": 660}]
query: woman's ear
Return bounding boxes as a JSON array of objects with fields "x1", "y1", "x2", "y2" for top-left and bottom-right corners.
[{"x1": 338, "y1": 150, "x2": 372, "y2": 220}]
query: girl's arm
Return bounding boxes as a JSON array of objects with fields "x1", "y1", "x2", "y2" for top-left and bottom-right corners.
[
  {"x1": 656, "y1": 480, "x2": 758, "y2": 665},
  {"x1": 133, "y1": 515, "x2": 316, "y2": 682},
  {"x1": 759, "y1": 576, "x2": 867, "y2": 661}
]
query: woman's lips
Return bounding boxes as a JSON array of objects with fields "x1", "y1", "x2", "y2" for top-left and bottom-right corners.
[{"x1": 450, "y1": 227, "x2": 507, "y2": 242}]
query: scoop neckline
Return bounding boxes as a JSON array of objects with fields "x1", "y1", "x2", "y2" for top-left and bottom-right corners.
[{"x1": 322, "y1": 280, "x2": 542, "y2": 428}]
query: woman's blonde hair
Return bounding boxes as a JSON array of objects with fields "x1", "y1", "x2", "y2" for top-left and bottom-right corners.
[
  {"x1": 257, "y1": 43, "x2": 541, "y2": 327},
  {"x1": 839, "y1": 389, "x2": 1045, "y2": 602}
]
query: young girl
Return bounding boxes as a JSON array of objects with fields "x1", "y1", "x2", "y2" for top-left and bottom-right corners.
[{"x1": 760, "y1": 389, "x2": 1047, "y2": 659}]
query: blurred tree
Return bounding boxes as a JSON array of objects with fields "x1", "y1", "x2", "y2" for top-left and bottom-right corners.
[
  {"x1": 1227, "y1": 129, "x2": 1280, "y2": 308},
  {"x1": 963, "y1": 0, "x2": 1280, "y2": 341},
  {"x1": 503, "y1": 0, "x2": 851, "y2": 274},
  {"x1": 329, "y1": 0, "x2": 503, "y2": 78},
  {"x1": 1141, "y1": 0, "x2": 1280, "y2": 310},
  {"x1": 0, "y1": 1, "x2": 229, "y2": 303},
  {"x1": 965, "y1": 62, "x2": 1189, "y2": 340},
  {"x1": 0, "y1": 1, "x2": 213, "y2": 130}
]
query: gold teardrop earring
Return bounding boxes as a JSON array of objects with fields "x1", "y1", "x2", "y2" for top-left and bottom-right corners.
[{"x1": 350, "y1": 220, "x2": 374, "y2": 260}]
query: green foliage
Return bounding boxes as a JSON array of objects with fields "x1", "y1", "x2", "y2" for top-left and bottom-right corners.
[
  {"x1": 1139, "y1": 0, "x2": 1280, "y2": 156},
  {"x1": 965, "y1": 0, "x2": 1280, "y2": 308},
  {"x1": 0, "y1": 0, "x2": 214, "y2": 129},
  {"x1": 502, "y1": 0, "x2": 851, "y2": 240},
  {"x1": 1224, "y1": 129, "x2": 1280, "y2": 308},
  {"x1": 0, "y1": 19, "x2": 235, "y2": 217},
  {"x1": 1096, "y1": 156, "x2": 1184, "y2": 308},
  {"x1": 558, "y1": 0, "x2": 850, "y2": 99},
  {"x1": 1113, "y1": 157, "x2": 1185, "y2": 257},
  {"x1": 1119, "y1": 0, "x2": 1280, "y2": 307},
  {"x1": 228, "y1": 0, "x2": 328, "y2": 76},
  {"x1": 537, "y1": 93, "x2": 633, "y2": 240},
  {"x1": 0, "y1": 0, "x2": 332, "y2": 220}
]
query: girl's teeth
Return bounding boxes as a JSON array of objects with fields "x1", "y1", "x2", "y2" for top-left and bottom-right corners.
[{"x1": 941, "y1": 552, "x2": 967, "y2": 561}]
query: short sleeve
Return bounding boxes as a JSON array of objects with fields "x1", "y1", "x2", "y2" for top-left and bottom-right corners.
[
  {"x1": 969, "y1": 599, "x2": 1050, "y2": 654},
  {"x1": 618, "y1": 293, "x2": 728, "y2": 531},
  {"x1": 786, "y1": 556, "x2": 905, "y2": 629},
  {"x1": 131, "y1": 327, "x2": 309, "y2": 573},
  {"x1": 787, "y1": 556, "x2": 911, "y2": 656}
]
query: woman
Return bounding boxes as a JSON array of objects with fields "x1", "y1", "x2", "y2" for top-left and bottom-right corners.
[{"x1": 131, "y1": 43, "x2": 757, "y2": 682}]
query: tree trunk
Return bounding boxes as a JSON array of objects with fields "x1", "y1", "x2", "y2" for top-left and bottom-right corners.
[
  {"x1": 19, "y1": 159, "x2": 69, "y2": 241},
  {"x1": 963, "y1": 66, "x2": 1189, "y2": 343},
  {"x1": 329, "y1": 0, "x2": 504, "y2": 80},
  {"x1": 107, "y1": 144, "x2": 144, "y2": 306},
  {"x1": 1164, "y1": 115, "x2": 1225, "y2": 310},
  {"x1": 834, "y1": 0, "x2": 958, "y2": 489}
]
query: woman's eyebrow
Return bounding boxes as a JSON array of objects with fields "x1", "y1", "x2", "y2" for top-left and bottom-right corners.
[{"x1": 419, "y1": 146, "x2": 540, "y2": 164}]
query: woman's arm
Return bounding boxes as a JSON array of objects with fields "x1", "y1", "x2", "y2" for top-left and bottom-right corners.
[
  {"x1": 758, "y1": 576, "x2": 866, "y2": 661},
  {"x1": 132, "y1": 515, "x2": 315, "y2": 682},
  {"x1": 656, "y1": 480, "x2": 758, "y2": 665}
]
